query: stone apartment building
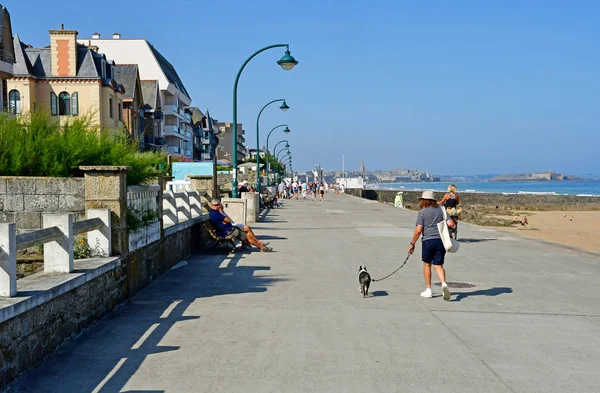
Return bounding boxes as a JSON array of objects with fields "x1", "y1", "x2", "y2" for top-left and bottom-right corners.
[
  {"x1": 9, "y1": 26, "x2": 125, "y2": 134},
  {"x1": 0, "y1": 4, "x2": 15, "y2": 112},
  {"x1": 140, "y1": 79, "x2": 164, "y2": 151},
  {"x1": 79, "y1": 33, "x2": 193, "y2": 159},
  {"x1": 216, "y1": 121, "x2": 247, "y2": 162},
  {"x1": 189, "y1": 107, "x2": 221, "y2": 162},
  {"x1": 114, "y1": 64, "x2": 143, "y2": 141}
]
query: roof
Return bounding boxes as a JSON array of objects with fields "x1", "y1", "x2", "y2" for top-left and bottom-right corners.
[
  {"x1": 148, "y1": 42, "x2": 190, "y2": 99},
  {"x1": 12, "y1": 35, "x2": 113, "y2": 80},
  {"x1": 114, "y1": 64, "x2": 139, "y2": 100},
  {"x1": 140, "y1": 80, "x2": 159, "y2": 110},
  {"x1": 0, "y1": 5, "x2": 15, "y2": 60}
]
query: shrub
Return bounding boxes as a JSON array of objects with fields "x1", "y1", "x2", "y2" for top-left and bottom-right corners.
[{"x1": 0, "y1": 112, "x2": 168, "y2": 185}]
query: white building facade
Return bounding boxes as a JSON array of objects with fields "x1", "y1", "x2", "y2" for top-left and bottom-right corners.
[{"x1": 78, "y1": 33, "x2": 193, "y2": 159}]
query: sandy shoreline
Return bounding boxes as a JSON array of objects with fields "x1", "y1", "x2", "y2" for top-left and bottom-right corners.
[{"x1": 490, "y1": 211, "x2": 600, "y2": 253}]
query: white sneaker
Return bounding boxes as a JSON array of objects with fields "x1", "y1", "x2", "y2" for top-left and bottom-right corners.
[
  {"x1": 420, "y1": 288, "x2": 432, "y2": 298},
  {"x1": 442, "y1": 284, "x2": 451, "y2": 301}
]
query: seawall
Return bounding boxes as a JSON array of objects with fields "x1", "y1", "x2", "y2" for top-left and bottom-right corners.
[{"x1": 347, "y1": 189, "x2": 600, "y2": 210}]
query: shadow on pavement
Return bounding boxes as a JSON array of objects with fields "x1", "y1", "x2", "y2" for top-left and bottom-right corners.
[
  {"x1": 12, "y1": 221, "x2": 289, "y2": 393},
  {"x1": 451, "y1": 287, "x2": 513, "y2": 302},
  {"x1": 458, "y1": 238, "x2": 498, "y2": 243},
  {"x1": 257, "y1": 235, "x2": 288, "y2": 240},
  {"x1": 371, "y1": 291, "x2": 389, "y2": 297}
]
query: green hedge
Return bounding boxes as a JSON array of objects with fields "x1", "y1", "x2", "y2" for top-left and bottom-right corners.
[{"x1": 0, "y1": 112, "x2": 167, "y2": 185}]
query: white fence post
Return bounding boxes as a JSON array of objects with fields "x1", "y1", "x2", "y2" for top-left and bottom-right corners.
[
  {"x1": 177, "y1": 191, "x2": 192, "y2": 222},
  {"x1": 87, "y1": 209, "x2": 112, "y2": 257},
  {"x1": 163, "y1": 190, "x2": 178, "y2": 226},
  {"x1": 43, "y1": 213, "x2": 74, "y2": 273},
  {"x1": 0, "y1": 223, "x2": 17, "y2": 297}
]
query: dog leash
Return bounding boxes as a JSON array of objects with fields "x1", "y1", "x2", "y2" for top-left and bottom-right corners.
[{"x1": 371, "y1": 253, "x2": 411, "y2": 282}]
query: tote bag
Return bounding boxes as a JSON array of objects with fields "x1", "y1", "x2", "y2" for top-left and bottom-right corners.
[{"x1": 437, "y1": 207, "x2": 460, "y2": 253}]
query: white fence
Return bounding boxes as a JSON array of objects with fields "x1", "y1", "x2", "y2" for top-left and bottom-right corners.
[
  {"x1": 162, "y1": 189, "x2": 205, "y2": 228},
  {"x1": 127, "y1": 185, "x2": 161, "y2": 252},
  {"x1": 0, "y1": 210, "x2": 111, "y2": 297},
  {"x1": 165, "y1": 180, "x2": 191, "y2": 192}
]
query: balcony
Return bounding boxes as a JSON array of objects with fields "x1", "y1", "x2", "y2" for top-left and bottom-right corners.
[
  {"x1": 163, "y1": 105, "x2": 184, "y2": 119},
  {"x1": 185, "y1": 113, "x2": 192, "y2": 123},
  {"x1": 0, "y1": 50, "x2": 14, "y2": 79},
  {"x1": 167, "y1": 146, "x2": 180, "y2": 154},
  {"x1": 163, "y1": 125, "x2": 184, "y2": 137}
]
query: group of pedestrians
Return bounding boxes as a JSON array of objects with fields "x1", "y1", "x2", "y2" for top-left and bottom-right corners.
[{"x1": 277, "y1": 180, "x2": 326, "y2": 201}]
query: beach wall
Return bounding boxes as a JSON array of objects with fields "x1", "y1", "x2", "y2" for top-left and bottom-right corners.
[{"x1": 347, "y1": 189, "x2": 600, "y2": 210}]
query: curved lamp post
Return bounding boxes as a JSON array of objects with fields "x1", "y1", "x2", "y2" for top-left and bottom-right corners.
[
  {"x1": 232, "y1": 45, "x2": 298, "y2": 198},
  {"x1": 277, "y1": 148, "x2": 290, "y2": 161},
  {"x1": 273, "y1": 140, "x2": 289, "y2": 159},
  {"x1": 266, "y1": 124, "x2": 290, "y2": 178},
  {"x1": 255, "y1": 101, "x2": 289, "y2": 194}
]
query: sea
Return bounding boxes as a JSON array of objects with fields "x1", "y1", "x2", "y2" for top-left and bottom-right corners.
[{"x1": 369, "y1": 180, "x2": 600, "y2": 197}]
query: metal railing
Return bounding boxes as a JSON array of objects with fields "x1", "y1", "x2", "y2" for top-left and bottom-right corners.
[{"x1": 0, "y1": 210, "x2": 111, "y2": 297}]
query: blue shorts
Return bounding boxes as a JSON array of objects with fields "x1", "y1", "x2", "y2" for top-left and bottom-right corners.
[{"x1": 422, "y1": 239, "x2": 446, "y2": 265}]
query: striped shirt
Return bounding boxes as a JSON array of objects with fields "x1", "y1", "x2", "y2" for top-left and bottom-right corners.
[{"x1": 416, "y1": 206, "x2": 445, "y2": 242}]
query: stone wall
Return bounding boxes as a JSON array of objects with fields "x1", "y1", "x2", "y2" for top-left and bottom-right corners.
[
  {"x1": 347, "y1": 189, "x2": 600, "y2": 210},
  {"x1": 0, "y1": 177, "x2": 85, "y2": 234},
  {"x1": 0, "y1": 219, "x2": 206, "y2": 390}
]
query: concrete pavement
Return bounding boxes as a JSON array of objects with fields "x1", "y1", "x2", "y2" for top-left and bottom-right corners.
[{"x1": 10, "y1": 193, "x2": 600, "y2": 392}]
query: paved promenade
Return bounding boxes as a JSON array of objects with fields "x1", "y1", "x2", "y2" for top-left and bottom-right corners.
[{"x1": 10, "y1": 194, "x2": 600, "y2": 392}]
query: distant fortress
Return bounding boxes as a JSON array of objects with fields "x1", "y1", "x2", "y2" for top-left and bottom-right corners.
[{"x1": 488, "y1": 171, "x2": 581, "y2": 182}]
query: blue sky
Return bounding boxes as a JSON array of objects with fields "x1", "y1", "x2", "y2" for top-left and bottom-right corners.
[{"x1": 7, "y1": 0, "x2": 600, "y2": 175}]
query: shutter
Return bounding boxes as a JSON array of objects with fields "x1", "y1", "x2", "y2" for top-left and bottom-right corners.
[
  {"x1": 50, "y1": 92, "x2": 58, "y2": 115},
  {"x1": 71, "y1": 92, "x2": 79, "y2": 116}
]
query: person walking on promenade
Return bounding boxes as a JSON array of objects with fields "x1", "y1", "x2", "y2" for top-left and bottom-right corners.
[
  {"x1": 439, "y1": 184, "x2": 460, "y2": 209},
  {"x1": 319, "y1": 183, "x2": 325, "y2": 201},
  {"x1": 277, "y1": 180, "x2": 285, "y2": 199},
  {"x1": 408, "y1": 191, "x2": 456, "y2": 300},
  {"x1": 311, "y1": 182, "x2": 317, "y2": 201},
  {"x1": 301, "y1": 180, "x2": 308, "y2": 199}
]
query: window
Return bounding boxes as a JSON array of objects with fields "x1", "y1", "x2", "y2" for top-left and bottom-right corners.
[
  {"x1": 109, "y1": 97, "x2": 113, "y2": 118},
  {"x1": 118, "y1": 102, "x2": 122, "y2": 121},
  {"x1": 51, "y1": 92, "x2": 58, "y2": 115},
  {"x1": 58, "y1": 92, "x2": 71, "y2": 116},
  {"x1": 8, "y1": 90, "x2": 21, "y2": 114},
  {"x1": 71, "y1": 92, "x2": 79, "y2": 116}
]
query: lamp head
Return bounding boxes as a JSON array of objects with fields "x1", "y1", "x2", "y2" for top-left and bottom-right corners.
[
  {"x1": 284, "y1": 126, "x2": 291, "y2": 134},
  {"x1": 280, "y1": 101, "x2": 290, "y2": 111},
  {"x1": 277, "y1": 49, "x2": 298, "y2": 71},
  {"x1": 285, "y1": 143, "x2": 290, "y2": 148}
]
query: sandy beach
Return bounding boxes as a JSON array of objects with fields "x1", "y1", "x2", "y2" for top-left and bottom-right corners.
[{"x1": 494, "y1": 211, "x2": 600, "y2": 253}]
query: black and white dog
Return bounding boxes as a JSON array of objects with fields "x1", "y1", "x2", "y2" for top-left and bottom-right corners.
[{"x1": 358, "y1": 266, "x2": 371, "y2": 298}]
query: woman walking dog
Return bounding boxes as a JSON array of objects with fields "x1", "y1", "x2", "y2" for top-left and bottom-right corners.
[{"x1": 408, "y1": 191, "x2": 456, "y2": 300}]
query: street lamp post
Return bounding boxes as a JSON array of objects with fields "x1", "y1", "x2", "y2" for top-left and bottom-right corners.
[
  {"x1": 273, "y1": 140, "x2": 289, "y2": 159},
  {"x1": 255, "y1": 100, "x2": 289, "y2": 194},
  {"x1": 277, "y1": 149, "x2": 290, "y2": 162},
  {"x1": 266, "y1": 124, "x2": 290, "y2": 179},
  {"x1": 232, "y1": 45, "x2": 298, "y2": 198}
]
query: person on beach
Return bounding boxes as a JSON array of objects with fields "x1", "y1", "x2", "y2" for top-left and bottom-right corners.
[
  {"x1": 408, "y1": 191, "x2": 456, "y2": 300},
  {"x1": 209, "y1": 199, "x2": 272, "y2": 252}
]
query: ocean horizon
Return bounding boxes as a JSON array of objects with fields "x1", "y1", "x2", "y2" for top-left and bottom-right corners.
[{"x1": 368, "y1": 180, "x2": 600, "y2": 196}]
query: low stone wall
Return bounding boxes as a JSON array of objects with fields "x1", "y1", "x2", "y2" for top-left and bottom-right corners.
[
  {"x1": 0, "y1": 177, "x2": 85, "y2": 234},
  {"x1": 0, "y1": 218, "x2": 206, "y2": 390},
  {"x1": 347, "y1": 189, "x2": 600, "y2": 210}
]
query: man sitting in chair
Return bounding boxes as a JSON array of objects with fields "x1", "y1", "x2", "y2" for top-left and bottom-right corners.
[{"x1": 208, "y1": 199, "x2": 272, "y2": 252}]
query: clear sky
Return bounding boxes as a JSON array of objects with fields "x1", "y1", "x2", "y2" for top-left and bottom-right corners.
[{"x1": 7, "y1": 0, "x2": 600, "y2": 175}]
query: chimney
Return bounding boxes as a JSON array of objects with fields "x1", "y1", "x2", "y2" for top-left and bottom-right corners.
[
  {"x1": 92, "y1": 32, "x2": 100, "y2": 39},
  {"x1": 112, "y1": 32, "x2": 121, "y2": 40},
  {"x1": 49, "y1": 26, "x2": 79, "y2": 77}
]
